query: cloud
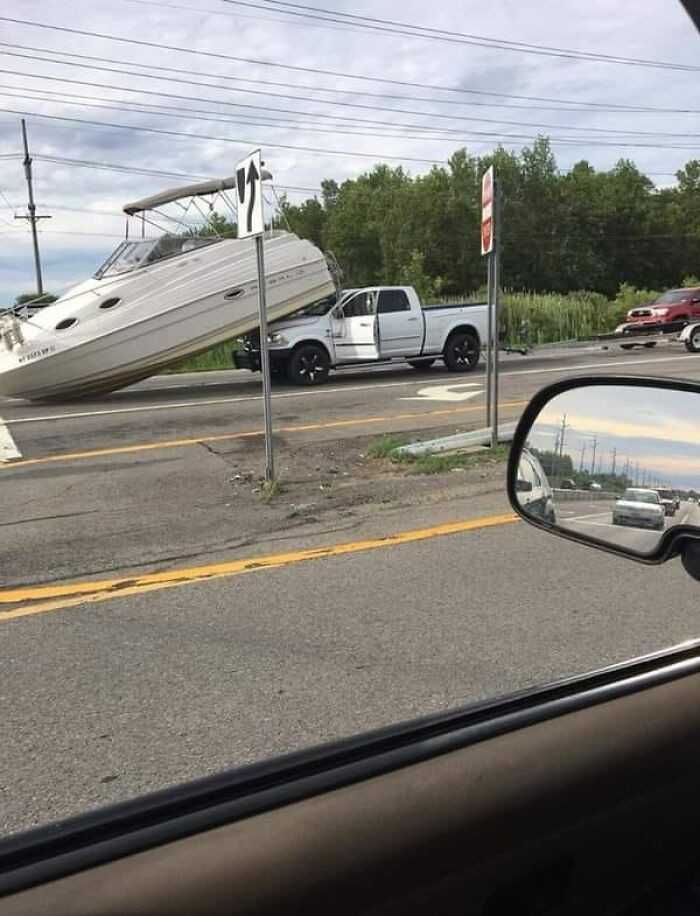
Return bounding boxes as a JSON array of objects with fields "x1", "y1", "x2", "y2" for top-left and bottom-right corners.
[{"x1": 0, "y1": 0, "x2": 698, "y2": 302}]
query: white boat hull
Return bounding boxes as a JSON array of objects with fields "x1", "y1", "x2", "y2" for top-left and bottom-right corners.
[{"x1": 0, "y1": 232, "x2": 335, "y2": 400}]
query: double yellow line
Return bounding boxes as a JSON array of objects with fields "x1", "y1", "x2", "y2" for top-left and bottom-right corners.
[
  {"x1": 0, "y1": 512, "x2": 518, "y2": 622},
  {"x1": 1, "y1": 400, "x2": 527, "y2": 470}
]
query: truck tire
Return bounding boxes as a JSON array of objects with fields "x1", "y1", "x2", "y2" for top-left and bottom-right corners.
[
  {"x1": 286, "y1": 343, "x2": 330, "y2": 386},
  {"x1": 408, "y1": 358, "x2": 436, "y2": 370},
  {"x1": 443, "y1": 330, "x2": 480, "y2": 372},
  {"x1": 685, "y1": 328, "x2": 700, "y2": 353}
]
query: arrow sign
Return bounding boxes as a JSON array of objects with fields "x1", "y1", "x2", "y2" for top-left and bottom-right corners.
[
  {"x1": 402, "y1": 383, "x2": 483, "y2": 403},
  {"x1": 235, "y1": 149, "x2": 264, "y2": 239}
]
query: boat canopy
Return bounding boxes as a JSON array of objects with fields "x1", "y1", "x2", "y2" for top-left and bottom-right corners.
[{"x1": 123, "y1": 176, "x2": 238, "y2": 215}]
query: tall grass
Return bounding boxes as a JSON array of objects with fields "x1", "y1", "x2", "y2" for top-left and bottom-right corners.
[{"x1": 166, "y1": 341, "x2": 236, "y2": 373}]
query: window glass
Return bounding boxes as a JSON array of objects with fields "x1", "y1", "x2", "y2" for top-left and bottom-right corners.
[
  {"x1": 342, "y1": 291, "x2": 376, "y2": 318},
  {"x1": 377, "y1": 290, "x2": 410, "y2": 314}
]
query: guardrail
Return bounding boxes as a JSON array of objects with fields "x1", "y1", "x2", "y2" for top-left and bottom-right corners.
[{"x1": 552, "y1": 489, "x2": 619, "y2": 502}]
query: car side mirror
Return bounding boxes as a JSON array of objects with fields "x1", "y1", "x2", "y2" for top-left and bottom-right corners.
[
  {"x1": 507, "y1": 377, "x2": 700, "y2": 581},
  {"x1": 516, "y1": 479, "x2": 533, "y2": 493}
]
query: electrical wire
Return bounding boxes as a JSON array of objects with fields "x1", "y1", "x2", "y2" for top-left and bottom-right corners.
[
  {"x1": 4, "y1": 60, "x2": 698, "y2": 139},
  {"x1": 2, "y1": 105, "x2": 699, "y2": 152},
  {"x1": 225, "y1": 0, "x2": 700, "y2": 72},
  {"x1": 2, "y1": 40, "x2": 693, "y2": 115},
  {"x1": 3, "y1": 16, "x2": 697, "y2": 108}
]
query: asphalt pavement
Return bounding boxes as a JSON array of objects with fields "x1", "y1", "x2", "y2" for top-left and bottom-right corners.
[{"x1": 3, "y1": 344, "x2": 700, "y2": 837}]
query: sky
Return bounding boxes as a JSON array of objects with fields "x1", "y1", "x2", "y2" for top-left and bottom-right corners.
[
  {"x1": 0, "y1": 0, "x2": 698, "y2": 304},
  {"x1": 531, "y1": 385, "x2": 700, "y2": 490}
]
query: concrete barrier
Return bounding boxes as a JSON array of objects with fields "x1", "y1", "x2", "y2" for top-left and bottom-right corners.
[{"x1": 553, "y1": 489, "x2": 618, "y2": 502}]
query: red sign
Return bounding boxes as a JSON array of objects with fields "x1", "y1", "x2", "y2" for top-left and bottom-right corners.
[{"x1": 481, "y1": 166, "x2": 494, "y2": 256}]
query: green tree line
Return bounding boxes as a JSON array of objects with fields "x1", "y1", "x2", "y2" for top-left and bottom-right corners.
[{"x1": 278, "y1": 137, "x2": 700, "y2": 300}]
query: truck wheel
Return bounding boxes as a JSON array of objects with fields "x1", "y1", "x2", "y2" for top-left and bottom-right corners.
[
  {"x1": 286, "y1": 344, "x2": 330, "y2": 385},
  {"x1": 444, "y1": 331, "x2": 480, "y2": 372},
  {"x1": 685, "y1": 328, "x2": 700, "y2": 353},
  {"x1": 408, "y1": 358, "x2": 436, "y2": 370}
]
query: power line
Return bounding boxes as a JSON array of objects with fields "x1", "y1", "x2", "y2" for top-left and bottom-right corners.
[
  {"x1": 3, "y1": 17, "x2": 697, "y2": 110},
  {"x1": 4, "y1": 62, "x2": 699, "y2": 140},
  {"x1": 0, "y1": 107, "x2": 451, "y2": 163},
  {"x1": 6, "y1": 84, "x2": 696, "y2": 150},
  {"x1": 31, "y1": 155, "x2": 320, "y2": 194},
  {"x1": 227, "y1": 0, "x2": 700, "y2": 72},
  {"x1": 3, "y1": 105, "x2": 699, "y2": 153},
  {"x1": 0, "y1": 187, "x2": 15, "y2": 212},
  {"x1": 3, "y1": 40, "x2": 694, "y2": 115}
]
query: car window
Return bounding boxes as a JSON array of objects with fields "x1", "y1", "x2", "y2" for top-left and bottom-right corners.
[
  {"x1": 3, "y1": 0, "x2": 700, "y2": 853},
  {"x1": 377, "y1": 289, "x2": 410, "y2": 314},
  {"x1": 341, "y1": 291, "x2": 377, "y2": 318}
]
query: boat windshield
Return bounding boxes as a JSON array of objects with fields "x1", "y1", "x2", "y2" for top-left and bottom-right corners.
[{"x1": 95, "y1": 235, "x2": 221, "y2": 279}]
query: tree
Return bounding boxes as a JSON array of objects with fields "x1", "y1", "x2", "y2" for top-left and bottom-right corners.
[{"x1": 15, "y1": 292, "x2": 58, "y2": 305}]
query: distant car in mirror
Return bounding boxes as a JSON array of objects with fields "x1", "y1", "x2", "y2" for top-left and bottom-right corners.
[
  {"x1": 507, "y1": 376, "x2": 700, "y2": 582},
  {"x1": 654, "y1": 488, "x2": 678, "y2": 517},
  {"x1": 613, "y1": 489, "x2": 665, "y2": 530},
  {"x1": 559, "y1": 478, "x2": 577, "y2": 490}
]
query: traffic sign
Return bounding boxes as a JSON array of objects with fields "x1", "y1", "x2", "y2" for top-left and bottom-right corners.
[
  {"x1": 236, "y1": 149, "x2": 264, "y2": 238},
  {"x1": 481, "y1": 165, "x2": 494, "y2": 256}
]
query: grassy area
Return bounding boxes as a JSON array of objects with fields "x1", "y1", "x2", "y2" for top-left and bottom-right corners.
[
  {"x1": 166, "y1": 342, "x2": 237, "y2": 373},
  {"x1": 367, "y1": 435, "x2": 509, "y2": 475},
  {"x1": 260, "y1": 479, "x2": 286, "y2": 503},
  {"x1": 405, "y1": 445, "x2": 509, "y2": 475},
  {"x1": 366, "y1": 435, "x2": 408, "y2": 458}
]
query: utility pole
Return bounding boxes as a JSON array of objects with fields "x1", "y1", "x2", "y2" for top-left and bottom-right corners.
[
  {"x1": 15, "y1": 119, "x2": 51, "y2": 296},
  {"x1": 635, "y1": 461, "x2": 640, "y2": 485},
  {"x1": 611, "y1": 447, "x2": 617, "y2": 477},
  {"x1": 558, "y1": 414, "x2": 568, "y2": 459},
  {"x1": 590, "y1": 436, "x2": 598, "y2": 477}
]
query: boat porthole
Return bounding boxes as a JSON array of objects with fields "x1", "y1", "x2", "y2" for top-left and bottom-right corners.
[
  {"x1": 99, "y1": 297, "x2": 121, "y2": 310},
  {"x1": 224, "y1": 288, "x2": 244, "y2": 300},
  {"x1": 55, "y1": 318, "x2": 78, "y2": 330}
]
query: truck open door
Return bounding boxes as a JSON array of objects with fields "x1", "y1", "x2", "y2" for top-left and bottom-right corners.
[{"x1": 331, "y1": 290, "x2": 378, "y2": 362}]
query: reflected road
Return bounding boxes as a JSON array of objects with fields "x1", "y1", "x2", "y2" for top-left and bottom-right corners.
[{"x1": 556, "y1": 499, "x2": 700, "y2": 552}]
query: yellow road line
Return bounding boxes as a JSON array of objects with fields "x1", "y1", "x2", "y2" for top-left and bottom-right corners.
[
  {"x1": 1, "y1": 400, "x2": 527, "y2": 469},
  {"x1": 0, "y1": 512, "x2": 519, "y2": 622}
]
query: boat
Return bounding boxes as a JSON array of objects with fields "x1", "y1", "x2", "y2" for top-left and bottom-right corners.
[{"x1": 0, "y1": 177, "x2": 337, "y2": 401}]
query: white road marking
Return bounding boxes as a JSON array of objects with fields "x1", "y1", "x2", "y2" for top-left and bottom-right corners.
[
  {"x1": 2, "y1": 350, "x2": 696, "y2": 426},
  {"x1": 0, "y1": 416, "x2": 22, "y2": 462},
  {"x1": 402, "y1": 383, "x2": 483, "y2": 402}
]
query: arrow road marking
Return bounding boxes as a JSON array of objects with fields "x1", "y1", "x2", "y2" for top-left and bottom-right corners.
[{"x1": 402, "y1": 383, "x2": 483, "y2": 403}]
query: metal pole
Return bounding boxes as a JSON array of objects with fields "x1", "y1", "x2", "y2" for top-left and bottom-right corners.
[
  {"x1": 485, "y1": 253, "x2": 493, "y2": 430},
  {"x1": 490, "y1": 181, "x2": 501, "y2": 449},
  {"x1": 19, "y1": 119, "x2": 44, "y2": 296},
  {"x1": 255, "y1": 234, "x2": 275, "y2": 482}
]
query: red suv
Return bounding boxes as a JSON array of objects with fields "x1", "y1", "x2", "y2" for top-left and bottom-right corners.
[{"x1": 625, "y1": 287, "x2": 700, "y2": 328}]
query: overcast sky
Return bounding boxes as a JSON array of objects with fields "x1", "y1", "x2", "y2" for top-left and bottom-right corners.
[{"x1": 0, "y1": 0, "x2": 698, "y2": 303}]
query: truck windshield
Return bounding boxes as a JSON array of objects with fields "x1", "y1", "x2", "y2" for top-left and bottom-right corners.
[
  {"x1": 654, "y1": 290, "x2": 690, "y2": 304},
  {"x1": 95, "y1": 235, "x2": 221, "y2": 279}
]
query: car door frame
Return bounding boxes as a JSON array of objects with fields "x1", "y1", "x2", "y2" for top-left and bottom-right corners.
[
  {"x1": 330, "y1": 290, "x2": 378, "y2": 363},
  {"x1": 376, "y1": 288, "x2": 422, "y2": 358}
]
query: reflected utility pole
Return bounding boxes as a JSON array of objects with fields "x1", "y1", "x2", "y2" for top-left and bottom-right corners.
[
  {"x1": 590, "y1": 436, "x2": 598, "y2": 476},
  {"x1": 558, "y1": 414, "x2": 568, "y2": 459},
  {"x1": 611, "y1": 448, "x2": 617, "y2": 477}
]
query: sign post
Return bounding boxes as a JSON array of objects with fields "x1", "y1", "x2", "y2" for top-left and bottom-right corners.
[
  {"x1": 236, "y1": 148, "x2": 274, "y2": 482},
  {"x1": 480, "y1": 166, "x2": 499, "y2": 449}
]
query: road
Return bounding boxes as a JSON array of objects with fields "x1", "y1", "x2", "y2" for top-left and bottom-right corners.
[
  {"x1": 556, "y1": 499, "x2": 700, "y2": 552},
  {"x1": 2, "y1": 344, "x2": 700, "y2": 836}
]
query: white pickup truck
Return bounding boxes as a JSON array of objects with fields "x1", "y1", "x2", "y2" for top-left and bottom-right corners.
[{"x1": 233, "y1": 286, "x2": 489, "y2": 385}]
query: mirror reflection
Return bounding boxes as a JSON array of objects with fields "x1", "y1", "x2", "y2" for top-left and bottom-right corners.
[{"x1": 514, "y1": 384, "x2": 700, "y2": 555}]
